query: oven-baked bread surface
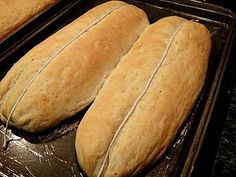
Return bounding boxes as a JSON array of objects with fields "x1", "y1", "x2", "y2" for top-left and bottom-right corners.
[
  {"x1": 0, "y1": 0, "x2": 56, "y2": 39},
  {"x1": 75, "y1": 16, "x2": 211, "y2": 177},
  {"x1": 0, "y1": 1, "x2": 149, "y2": 132}
]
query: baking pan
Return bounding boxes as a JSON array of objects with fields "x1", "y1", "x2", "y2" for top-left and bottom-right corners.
[
  {"x1": 0, "y1": 0, "x2": 57, "y2": 43},
  {"x1": 0, "y1": 0, "x2": 66, "y2": 45},
  {"x1": 0, "y1": 0, "x2": 235, "y2": 177},
  {"x1": 0, "y1": 0, "x2": 85, "y2": 73},
  {"x1": 0, "y1": 0, "x2": 89, "y2": 44}
]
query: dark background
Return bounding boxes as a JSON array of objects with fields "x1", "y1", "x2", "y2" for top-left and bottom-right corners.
[
  {"x1": 192, "y1": 0, "x2": 236, "y2": 177},
  {"x1": 207, "y1": 0, "x2": 236, "y2": 12}
]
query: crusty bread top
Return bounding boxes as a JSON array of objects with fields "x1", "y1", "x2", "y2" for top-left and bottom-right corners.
[
  {"x1": 75, "y1": 16, "x2": 211, "y2": 177},
  {"x1": 0, "y1": 1, "x2": 149, "y2": 132},
  {"x1": 0, "y1": 0, "x2": 56, "y2": 39}
]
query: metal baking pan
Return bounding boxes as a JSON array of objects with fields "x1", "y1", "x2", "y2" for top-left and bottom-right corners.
[
  {"x1": 0, "y1": 0, "x2": 63, "y2": 43},
  {"x1": 0, "y1": 0, "x2": 235, "y2": 177},
  {"x1": 0, "y1": 0, "x2": 85, "y2": 70},
  {"x1": 0, "y1": 1, "x2": 57, "y2": 43}
]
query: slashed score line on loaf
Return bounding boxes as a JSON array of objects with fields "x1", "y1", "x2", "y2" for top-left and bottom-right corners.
[
  {"x1": 97, "y1": 20, "x2": 186, "y2": 177},
  {"x1": 1, "y1": 4, "x2": 126, "y2": 149}
]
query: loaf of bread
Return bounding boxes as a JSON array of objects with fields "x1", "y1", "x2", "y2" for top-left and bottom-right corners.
[
  {"x1": 0, "y1": 1, "x2": 149, "y2": 132},
  {"x1": 75, "y1": 16, "x2": 211, "y2": 177},
  {"x1": 0, "y1": 0, "x2": 56, "y2": 40}
]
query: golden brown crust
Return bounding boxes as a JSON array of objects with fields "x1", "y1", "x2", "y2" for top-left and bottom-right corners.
[
  {"x1": 0, "y1": 1, "x2": 149, "y2": 132},
  {"x1": 0, "y1": 0, "x2": 56, "y2": 39},
  {"x1": 75, "y1": 16, "x2": 211, "y2": 177}
]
